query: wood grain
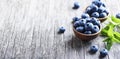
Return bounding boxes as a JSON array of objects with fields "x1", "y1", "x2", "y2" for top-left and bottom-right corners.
[{"x1": 0, "y1": 0, "x2": 120, "y2": 59}]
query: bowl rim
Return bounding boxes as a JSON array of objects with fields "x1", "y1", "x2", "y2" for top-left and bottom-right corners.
[{"x1": 73, "y1": 24, "x2": 102, "y2": 36}]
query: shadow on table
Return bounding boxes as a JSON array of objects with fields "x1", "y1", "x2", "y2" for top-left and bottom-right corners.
[{"x1": 66, "y1": 35, "x2": 92, "y2": 51}]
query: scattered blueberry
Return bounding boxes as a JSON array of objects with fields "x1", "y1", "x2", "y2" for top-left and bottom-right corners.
[
  {"x1": 100, "y1": 49, "x2": 108, "y2": 57},
  {"x1": 91, "y1": 12, "x2": 99, "y2": 18},
  {"x1": 92, "y1": 25, "x2": 100, "y2": 33},
  {"x1": 81, "y1": 13, "x2": 90, "y2": 18},
  {"x1": 76, "y1": 26, "x2": 84, "y2": 33},
  {"x1": 116, "y1": 13, "x2": 120, "y2": 19},
  {"x1": 73, "y1": 17, "x2": 79, "y2": 22},
  {"x1": 90, "y1": 45, "x2": 98, "y2": 53},
  {"x1": 73, "y1": 2, "x2": 80, "y2": 9},
  {"x1": 59, "y1": 27, "x2": 65, "y2": 33},
  {"x1": 85, "y1": 22, "x2": 94, "y2": 31},
  {"x1": 84, "y1": 31, "x2": 92, "y2": 34},
  {"x1": 99, "y1": 12, "x2": 107, "y2": 18},
  {"x1": 79, "y1": 19, "x2": 86, "y2": 26}
]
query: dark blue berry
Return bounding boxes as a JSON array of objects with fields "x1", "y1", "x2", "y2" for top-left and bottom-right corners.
[
  {"x1": 90, "y1": 45, "x2": 98, "y2": 53},
  {"x1": 76, "y1": 26, "x2": 84, "y2": 33},
  {"x1": 90, "y1": 4, "x2": 99, "y2": 12},
  {"x1": 85, "y1": 22, "x2": 94, "y2": 31},
  {"x1": 100, "y1": 49, "x2": 108, "y2": 57},
  {"x1": 59, "y1": 27, "x2": 65, "y2": 33},
  {"x1": 81, "y1": 13, "x2": 90, "y2": 18},
  {"x1": 79, "y1": 19, "x2": 86, "y2": 26},
  {"x1": 92, "y1": 0, "x2": 103, "y2": 7},
  {"x1": 103, "y1": 9, "x2": 109, "y2": 15},
  {"x1": 99, "y1": 12, "x2": 107, "y2": 18},
  {"x1": 84, "y1": 31, "x2": 92, "y2": 34},
  {"x1": 73, "y1": 17, "x2": 79, "y2": 22},
  {"x1": 73, "y1": 2, "x2": 80, "y2": 9},
  {"x1": 74, "y1": 21, "x2": 80, "y2": 28},
  {"x1": 92, "y1": 25, "x2": 100, "y2": 33},
  {"x1": 97, "y1": 6, "x2": 105, "y2": 13},
  {"x1": 116, "y1": 13, "x2": 120, "y2": 19},
  {"x1": 91, "y1": 12, "x2": 99, "y2": 18}
]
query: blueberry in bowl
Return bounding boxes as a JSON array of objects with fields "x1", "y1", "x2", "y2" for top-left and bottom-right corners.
[
  {"x1": 85, "y1": 0, "x2": 109, "y2": 22},
  {"x1": 73, "y1": 17, "x2": 102, "y2": 41}
]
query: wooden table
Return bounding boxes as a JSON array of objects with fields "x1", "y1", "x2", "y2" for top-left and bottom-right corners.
[{"x1": 0, "y1": 0, "x2": 120, "y2": 59}]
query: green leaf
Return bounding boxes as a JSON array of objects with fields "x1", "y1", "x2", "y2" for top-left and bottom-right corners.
[
  {"x1": 114, "y1": 32, "x2": 120, "y2": 41},
  {"x1": 110, "y1": 16, "x2": 120, "y2": 25},
  {"x1": 105, "y1": 38, "x2": 113, "y2": 50}
]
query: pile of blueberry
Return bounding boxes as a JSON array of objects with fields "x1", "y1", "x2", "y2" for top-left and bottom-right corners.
[
  {"x1": 85, "y1": 0, "x2": 109, "y2": 18},
  {"x1": 73, "y1": 17, "x2": 100, "y2": 34}
]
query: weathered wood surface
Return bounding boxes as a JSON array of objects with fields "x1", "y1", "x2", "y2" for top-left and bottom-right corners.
[{"x1": 0, "y1": 0, "x2": 120, "y2": 59}]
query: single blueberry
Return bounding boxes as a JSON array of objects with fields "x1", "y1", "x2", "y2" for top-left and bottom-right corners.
[
  {"x1": 103, "y1": 9, "x2": 109, "y2": 15},
  {"x1": 85, "y1": 18, "x2": 91, "y2": 22},
  {"x1": 116, "y1": 13, "x2": 120, "y2": 19},
  {"x1": 90, "y1": 4, "x2": 99, "y2": 12},
  {"x1": 76, "y1": 26, "x2": 84, "y2": 33},
  {"x1": 100, "y1": 49, "x2": 108, "y2": 57},
  {"x1": 90, "y1": 45, "x2": 98, "y2": 53},
  {"x1": 90, "y1": 17, "x2": 98, "y2": 23},
  {"x1": 73, "y1": 2, "x2": 80, "y2": 9},
  {"x1": 74, "y1": 21, "x2": 80, "y2": 28},
  {"x1": 84, "y1": 31, "x2": 92, "y2": 34},
  {"x1": 99, "y1": 12, "x2": 107, "y2": 18},
  {"x1": 92, "y1": 0, "x2": 103, "y2": 7},
  {"x1": 85, "y1": 7, "x2": 92, "y2": 15},
  {"x1": 93, "y1": 20, "x2": 101, "y2": 26},
  {"x1": 91, "y1": 12, "x2": 99, "y2": 18},
  {"x1": 81, "y1": 13, "x2": 90, "y2": 19},
  {"x1": 85, "y1": 22, "x2": 94, "y2": 31},
  {"x1": 73, "y1": 17, "x2": 80, "y2": 22},
  {"x1": 97, "y1": 6, "x2": 105, "y2": 13},
  {"x1": 79, "y1": 19, "x2": 86, "y2": 26},
  {"x1": 92, "y1": 25, "x2": 100, "y2": 33},
  {"x1": 59, "y1": 27, "x2": 65, "y2": 33}
]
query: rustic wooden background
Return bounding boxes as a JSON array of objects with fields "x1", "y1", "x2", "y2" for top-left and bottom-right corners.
[{"x1": 0, "y1": 0, "x2": 120, "y2": 59}]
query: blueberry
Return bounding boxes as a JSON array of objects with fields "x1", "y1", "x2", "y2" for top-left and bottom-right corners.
[
  {"x1": 94, "y1": 20, "x2": 100, "y2": 26},
  {"x1": 81, "y1": 13, "x2": 90, "y2": 18},
  {"x1": 73, "y1": 2, "x2": 80, "y2": 9},
  {"x1": 73, "y1": 17, "x2": 79, "y2": 22},
  {"x1": 85, "y1": 7, "x2": 92, "y2": 15},
  {"x1": 85, "y1": 22, "x2": 94, "y2": 31},
  {"x1": 97, "y1": 6, "x2": 105, "y2": 13},
  {"x1": 79, "y1": 19, "x2": 86, "y2": 26},
  {"x1": 90, "y1": 4, "x2": 99, "y2": 12},
  {"x1": 116, "y1": 13, "x2": 120, "y2": 19},
  {"x1": 76, "y1": 26, "x2": 84, "y2": 33},
  {"x1": 90, "y1": 45, "x2": 98, "y2": 53},
  {"x1": 59, "y1": 27, "x2": 65, "y2": 33},
  {"x1": 100, "y1": 49, "x2": 108, "y2": 57},
  {"x1": 84, "y1": 31, "x2": 92, "y2": 34},
  {"x1": 92, "y1": 25, "x2": 100, "y2": 33},
  {"x1": 91, "y1": 12, "x2": 99, "y2": 18},
  {"x1": 90, "y1": 17, "x2": 98, "y2": 23},
  {"x1": 85, "y1": 18, "x2": 91, "y2": 22},
  {"x1": 99, "y1": 12, "x2": 107, "y2": 18},
  {"x1": 74, "y1": 21, "x2": 80, "y2": 28},
  {"x1": 92, "y1": 0, "x2": 103, "y2": 7},
  {"x1": 103, "y1": 9, "x2": 109, "y2": 15}
]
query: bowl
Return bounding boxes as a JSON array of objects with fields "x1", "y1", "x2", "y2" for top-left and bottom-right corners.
[
  {"x1": 98, "y1": 16, "x2": 108, "y2": 23},
  {"x1": 73, "y1": 25, "x2": 102, "y2": 41}
]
